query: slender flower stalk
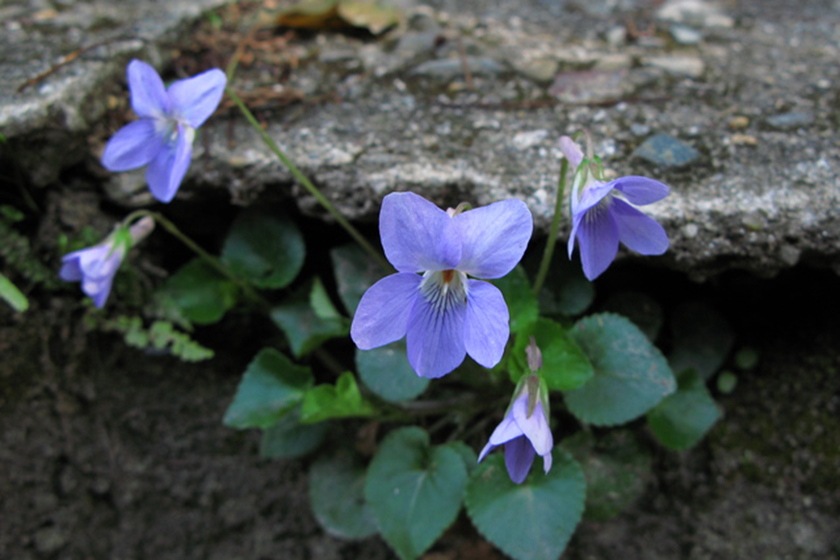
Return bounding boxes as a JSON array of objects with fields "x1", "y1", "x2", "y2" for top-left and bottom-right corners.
[
  {"x1": 60, "y1": 216, "x2": 155, "y2": 308},
  {"x1": 351, "y1": 192, "x2": 533, "y2": 379},
  {"x1": 532, "y1": 157, "x2": 569, "y2": 295},
  {"x1": 121, "y1": 209, "x2": 268, "y2": 307},
  {"x1": 225, "y1": 87, "x2": 392, "y2": 273},
  {"x1": 101, "y1": 60, "x2": 226, "y2": 203}
]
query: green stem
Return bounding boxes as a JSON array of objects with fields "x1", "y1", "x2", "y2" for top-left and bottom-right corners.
[
  {"x1": 225, "y1": 86, "x2": 393, "y2": 273},
  {"x1": 124, "y1": 210, "x2": 269, "y2": 306},
  {"x1": 532, "y1": 158, "x2": 569, "y2": 295}
]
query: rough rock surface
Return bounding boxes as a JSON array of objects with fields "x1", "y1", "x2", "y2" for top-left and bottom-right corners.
[
  {"x1": 0, "y1": 0, "x2": 228, "y2": 184},
  {"x1": 3, "y1": 0, "x2": 839, "y2": 279}
]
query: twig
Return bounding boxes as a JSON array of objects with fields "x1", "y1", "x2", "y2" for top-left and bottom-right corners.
[{"x1": 17, "y1": 37, "x2": 132, "y2": 92}]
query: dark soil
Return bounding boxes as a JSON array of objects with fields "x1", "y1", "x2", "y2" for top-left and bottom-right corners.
[{"x1": 2, "y1": 259, "x2": 839, "y2": 560}]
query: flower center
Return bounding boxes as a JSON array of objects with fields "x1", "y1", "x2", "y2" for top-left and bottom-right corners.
[
  {"x1": 583, "y1": 190, "x2": 615, "y2": 224},
  {"x1": 419, "y1": 269, "x2": 468, "y2": 315},
  {"x1": 154, "y1": 117, "x2": 196, "y2": 147}
]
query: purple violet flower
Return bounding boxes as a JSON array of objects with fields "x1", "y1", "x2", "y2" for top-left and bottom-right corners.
[
  {"x1": 351, "y1": 192, "x2": 533, "y2": 379},
  {"x1": 60, "y1": 216, "x2": 154, "y2": 308},
  {"x1": 478, "y1": 376, "x2": 553, "y2": 484},
  {"x1": 101, "y1": 60, "x2": 226, "y2": 203},
  {"x1": 561, "y1": 136, "x2": 670, "y2": 281}
]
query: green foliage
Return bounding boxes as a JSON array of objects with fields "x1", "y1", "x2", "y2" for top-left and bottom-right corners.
[
  {"x1": 221, "y1": 209, "x2": 305, "y2": 289},
  {"x1": 566, "y1": 313, "x2": 676, "y2": 426},
  {"x1": 310, "y1": 276, "x2": 342, "y2": 320},
  {"x1": 309, "y1": 450, "x2": 378, "y2": 539},
  {"x1": 562, "y1": 430, "x2": 652, "y2": 521},
  {"x1": 734, "y1": 347, "x2": 759, "y2": 370},
  {"x1": 0, "y1": 206, "x2": 61, "y2": 289},
  {"x1": 271, "y1": 280, "x2": 350, "y2": 357},
  {"x1": 600, "y1": 292, "x2": 664, "y2": 341},
  {"x1": 300, "y1": 372, "x2": 377, "y2": 424},
  {"x1": 465, "y1": 449, "x2": 586, "y2": 560},
  {"x1": 716, "y1": 370, "x2": 738, "y2": 394},
  {"x1": 97, "y1": 315, "x2": 214, "y2": 362},
  {"x1": 260, "y1": 406, "x2": 329, "y2": 458},
  {"x1": 669, "y1": 301, "x2": 734, "y2": 380},
  {"x1": 0, "y1": 272, "x2": 28, "y2": 312},
  {"x1": 156, "y1": 258, "x2": 238, "y2": 325},
  {"x1": 330, "y1": 243, "x2": 383, "y2": 315},
  {"x1": 528, "y1": 250, "x2": 594, "y2": 316},
  {"x1": 223, "y1": 348, "x2": 313, "y2": 429},
  {"x1": 648, "y1": 369, "x2": 722, "y2": 450},
  {"x1": 509, "y1": 317, "x2": 593, "y2": 391},
  {"x1": 364, "y1": 427, "x2": 468, "y2": 560},
  {"x1": 356, "y1": 341, "x2": 428, "y2": 403},
  {"x1": 492, "y1": 265, "x2": 538, "y2": 333}
]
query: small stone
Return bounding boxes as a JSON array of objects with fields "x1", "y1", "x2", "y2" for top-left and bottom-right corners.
[
  {"x1": 645, "y1": 55, "x2": 705, "y2": 78},
  {"x1": 512, "y1": 129, "x2": 549, "y2": 150},
  {"x1": 765, "y1": 111, "x2": 814, "y2": 130},
  {"x1": 656, "y1": 0, "x2": 734, "y2": 28},
  {"x1": 593, "y1": 53, "x2": 633, "y2": 71},
  {"x1": 571, "y1": 0, "x2": 639, "y2": 15},
  {"x1": 34, "y1": 527, "x2": 66, "y2": 554},
  {"x1": 550, "y1": 70, "x2": 633, "y2": 104},
  {"x1": 635, "y1": 35, "x2": 667, "y2": 48},
  {"x1": 393, "y1": 31, "x2": 439, "y2": 58},
  {"x1": 630, "y1": 123, "x2": 651, "y2": 136},
  {"x1": 779, "y1": 244, "x2": 801, "y2": 266},
  {"x1": 742, "y1": 211, "x2": 764, "y2": 231},
  {"x1": 318, "y1": 48, "x2": 357, "y2": 63},
  {"x1": 670, "y1": 24, "x2": 703, "y2": 45},
  {"x1": 513, "y1": 58, "x2": 559, "y2": 84},
  {"x1": 633, "y1": 134, "x2": 701, "y2": 168},
  {"x1": 605, "y1": 25, "x2": 627, "y2": 46},
  {"x1": 728, "y1": 115, "x2": 749, "y2": 130},
  {"x1": 410, "y1": 57, "x2": 505, "y2": 79},
  {"x1": 683, "y1": 223, "x2": 699, "y2": 238},
  {"x1": 732, "y1": 133, "x2": 758, "y2": 146}
]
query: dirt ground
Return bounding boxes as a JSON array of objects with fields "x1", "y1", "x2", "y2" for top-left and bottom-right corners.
[{"x1": 2, "y1": 254, "x2": 839, "y2": 559}]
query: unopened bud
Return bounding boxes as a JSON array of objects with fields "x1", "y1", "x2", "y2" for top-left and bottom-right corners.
[
  {"x1": 526, "y1": 336, "x2": 542, "y2": 373},
  {"x1": 445, "y1": 202, "x2": 471, "y2": 217},
  {"x1": 128, "y1": 216, "x2": 155, "y2": 245}
]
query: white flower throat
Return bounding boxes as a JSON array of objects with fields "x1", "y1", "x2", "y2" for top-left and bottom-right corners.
[{"x1": 419, "y1": 269, "x2": 469, "y2": 315}]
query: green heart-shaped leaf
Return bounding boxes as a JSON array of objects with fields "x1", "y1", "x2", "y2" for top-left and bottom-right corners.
[
  {"x1": 465, "y1": 449, "x2": 586, "y2": 560},
  {"x1": 157, "y1": 258, "x2": 238, "y2": 325},
  {"x1": 223, "y1": 348, "x2": 313, "y2": 429},
  {"x1": 648, "y1": 369, "x2": 721, "y2": 450},
  {"x1": 364, "y1": 427, "x2": 468, "y2": 560},
  {"x1": 309, "y1": 450, "x2": 378, "y2": 539},
  {"x1": 566, "y1": 313, "x2": 676, "y2": 426},
  {"x1": 330, "y1": 243, "x2": 384, "y2": 316},
  {"x1": 222, "y1": 210, "x2": 305, "y2": 289},
  {"x1": 356, "y1": 341, "x2": 429, "y2": 403},
  {"x1": 260, "y1": 405, "x2": 329, "y2": 458},
  {"x1": 271, "y1": 280, "x2": 349, "y2": 358}
]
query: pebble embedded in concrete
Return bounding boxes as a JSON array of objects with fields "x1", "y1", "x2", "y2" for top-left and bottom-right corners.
[{"x1": 633, "y1": 134, "x2": 702, "y2": 168}]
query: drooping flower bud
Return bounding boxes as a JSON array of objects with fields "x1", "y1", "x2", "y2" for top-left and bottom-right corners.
[
  {"x1": 477, "y1": 372, "x2": 553, "y2": 484},
  {"x1": 59, "y1": 216, "x2": 155, "y2": 308}
]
